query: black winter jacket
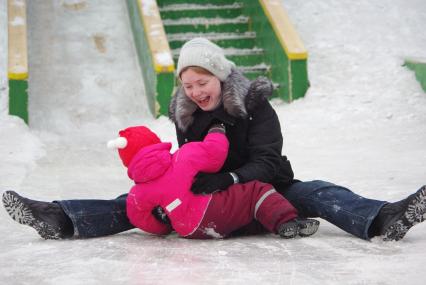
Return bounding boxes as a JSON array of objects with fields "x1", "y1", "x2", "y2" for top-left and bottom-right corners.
[{"x1": 169, "y1": 69, "x2": 295, "y2": 190}]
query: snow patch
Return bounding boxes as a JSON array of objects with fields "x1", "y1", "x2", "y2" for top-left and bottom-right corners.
[
  {"x1": 62, "y1": 0, "x2": 85, "y2": 4},
  {"x1": 0, "y1": 116, "x2": 45, "y2": 189},
  {"x1": 167, "y1": 31, "x2": 256, "y2": 42},
  {"x1": 333, "y1": 205, "x2": 342, "y2": 212},
  {"x1": 155, "y1": 52, "x2": 174, "y2": 67},
  {"x1": 163, "y1": 16, "x2": 249, "y2": 26},
  {"x1": 12, "y1": 0, "x2": 24, "y2": 7},
  {"x1": 9, "y1": 65, "x2": 26, "y2": 73},
  {"x1": 159, "y1": 3, "x2": 243, "y2": 12},
  {"x1": 202, "y1": 226, "x2": 223, "y2": 239},
  {"x1": 141, "y1": 0, "x2": 156, "y2": 17},
  {"x1": 9, "y1": 16, "x2": 24, "y2": 26}
]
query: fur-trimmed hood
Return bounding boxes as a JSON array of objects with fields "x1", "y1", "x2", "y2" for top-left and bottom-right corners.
[{"x1": 169, "y1": 68, "x2": 274, "y2": 132}]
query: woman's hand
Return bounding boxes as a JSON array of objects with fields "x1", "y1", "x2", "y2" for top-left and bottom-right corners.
[{"x1": 191, "y1": 172, "x2": 234, "y2": 195}]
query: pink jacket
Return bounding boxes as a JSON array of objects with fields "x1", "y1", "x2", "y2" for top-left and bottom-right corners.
[{"x1": 126, "y1": 132, "x2": 229, "y2": 237}]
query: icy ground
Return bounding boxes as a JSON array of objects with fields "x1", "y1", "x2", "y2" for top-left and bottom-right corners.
[{"x1": 1, "y1": 0, "x2": 426, "y2": 284}]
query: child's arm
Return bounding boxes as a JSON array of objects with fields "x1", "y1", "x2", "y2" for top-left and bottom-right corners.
[
  {"x1": 181, "y1": 124, "x2": 229, "y2": 173},
  {"x1": 127, "y1": 191, "x2": 173, "y2": 236}
]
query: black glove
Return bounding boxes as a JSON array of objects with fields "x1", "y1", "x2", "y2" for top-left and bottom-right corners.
[
  {"x1": 151, "y1": 206, "x2": 171, "y2": 225},
  {"x1": 191, "y1": 172, "x2": 234, "y2": 195}
]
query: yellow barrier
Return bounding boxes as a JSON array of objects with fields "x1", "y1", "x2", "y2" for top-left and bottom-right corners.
[
  {"x1": 8, "y1": 0, "x2": 28, "y2": 80},
  {"x1": 136, "y1": 0, "x2": 174, "y2": 72},
  {"x1": 259, "y1": 0, "x2": 307, "y2": 60}
]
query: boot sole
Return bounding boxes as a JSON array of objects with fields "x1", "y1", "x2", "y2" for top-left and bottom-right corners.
[
  {"x1": 299, "y1": 220, "x2": 320, "y2": 237},
  {"x1": 383, "y1": 185, "x2": 426, "y2": 241},
  {"x1": 2, "y1": 191, "x2": 61, "y2": 239},
  {"x1": 278, "y1": 222, "x2": 299, "y2": 239}
]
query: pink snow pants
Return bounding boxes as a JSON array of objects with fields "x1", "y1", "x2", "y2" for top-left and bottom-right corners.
[{"x1": 187, "y1": 180, "x2": 298, "y2": 239}]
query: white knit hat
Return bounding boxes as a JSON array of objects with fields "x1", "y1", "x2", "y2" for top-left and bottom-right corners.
[{"x1": 176, "y1": 37, "x2": 235, "y2": 81}]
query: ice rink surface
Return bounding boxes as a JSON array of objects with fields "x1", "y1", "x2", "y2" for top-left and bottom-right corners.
[{"x1": 1, "y1": 0, "x2": 425, "y2": 284}]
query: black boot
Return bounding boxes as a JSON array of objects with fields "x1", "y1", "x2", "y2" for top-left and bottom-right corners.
[
  {"x1": 277, "y1": 218, "x2": 320, "y2": 238},
  {"x1": 277, "y1": 220, "x2": 299, "y2": 238},
  {"x1": 297, "y1": 218, "x2": 320, "y2": 237},
  {"x1": 2, "y1": 191, "x2": 74, "y2": 239},
  {"x1": 373, "y1": 185, "x2": 426, "y2": 241}
]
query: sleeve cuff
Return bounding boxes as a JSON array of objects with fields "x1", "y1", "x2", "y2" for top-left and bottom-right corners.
[{"x1": 208, "y1": 123, "x2": 226, "y2": 134}]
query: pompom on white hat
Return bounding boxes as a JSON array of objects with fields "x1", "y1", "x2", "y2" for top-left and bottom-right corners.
[{"x1": 176, "y1": 37, "x2": 235, "y2": 81}]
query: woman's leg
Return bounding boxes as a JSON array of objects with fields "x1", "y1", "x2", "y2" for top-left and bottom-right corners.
[
  {"x1": 372, "y1": 185, "x2": 426, "y2": 241},
  {"x1": 56, "y1": 193, "x2": 134, "y2": 238},
  {"x1": 278, "y1": 180, "x2": 386, "y2": 240},
  {"x1": 3, "y1": 191, "x2": 74, "y2": 239},
  {"x1": 2, "y1": 191, "x2": 134, "y2": 239}
]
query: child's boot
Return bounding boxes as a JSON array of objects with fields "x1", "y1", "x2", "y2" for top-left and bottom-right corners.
[
  {"x1": 296, "y1": 218, "x2": 320, "y2": 237},
  {"x1": 277, "y1": 219, "x2": 299, "y2": 238},
  {"x1": 277, "y1": 218, "x2": 320, "y2": 238}
]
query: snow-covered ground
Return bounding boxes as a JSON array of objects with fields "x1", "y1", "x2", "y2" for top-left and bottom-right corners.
[{"x1": 1, "y1": 0, "x2": 425, "y2": 284}]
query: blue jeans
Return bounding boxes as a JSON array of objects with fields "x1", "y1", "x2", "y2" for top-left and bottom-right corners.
[
  {"x1": 279, "y1": 180, "x2": 386, "y2": 239},
  {"x1": 57, "y1": 194, "x2": 134, "y2": 238},
  {"x1": 57, "y1": 180, "x2": 386, "y2": 240}
]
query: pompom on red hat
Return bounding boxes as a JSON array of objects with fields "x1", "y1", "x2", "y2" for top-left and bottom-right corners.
[{"x1": 107, "y1": 126, "x2": 161, "y2": 167}]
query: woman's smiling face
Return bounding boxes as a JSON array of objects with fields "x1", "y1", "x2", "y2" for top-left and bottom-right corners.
[{"x1": 180, "y1": 67, "x2": 222, "y2": 111}]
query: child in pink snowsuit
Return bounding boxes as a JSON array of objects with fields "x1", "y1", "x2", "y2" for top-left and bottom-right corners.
[{"x1": 108, "y1": 124, "x2": 319, "y2": 239}]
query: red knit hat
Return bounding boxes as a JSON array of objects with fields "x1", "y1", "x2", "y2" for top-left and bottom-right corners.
[{"x1": 114, "y1": 126, "x2": 161, "y2": 167}]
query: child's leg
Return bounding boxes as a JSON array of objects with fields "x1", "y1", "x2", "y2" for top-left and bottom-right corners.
[
  {"x1": 252, "y1": 182, "x2": 299, "y2": 233},
  {"x1": 252, "y1": 185, "x2": 320, "y2": 238},
  {"x1": 228, "y1": 220, "x2": 268, "y2": 237},
  {"x1": 187, "y1": 181, "x2": 298, "y2": 239}
]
